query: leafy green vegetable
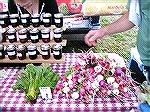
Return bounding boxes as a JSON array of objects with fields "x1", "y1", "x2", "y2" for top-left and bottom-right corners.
[{"x1": 12, "y1": 64, "x2": 60, "y2": 103}]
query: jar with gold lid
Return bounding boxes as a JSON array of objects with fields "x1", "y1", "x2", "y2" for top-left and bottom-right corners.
[
  {"x1": 41, "y1": 28, "x2": 50, "y2": 43},
  {"x1": 6, "y1": 44, "x2": 16, "y2": 60},
  {"x1": 40, "y1": 44, "x2": 50, "y2": 60},
  {"x1": 18, "y1": 28, "x2": 28, "y2": 43},
  {"x1": 9, "y1": 14, "x2": 19, "y2": 27},
  {"x1": 16, "y1": 45, "x2": 26, "y2": 60},
  {"x1": 42, "y1": 13, "x2": 52, "y2": 27},
  {"x1": 27, "y1": 44, "x2": 37, "y2": 60},
  {"x1": 7, "y1": 27, "x2": 17, "y2": 43},
  {"x1": 52, "y1": 43, "x2": 62, "y2": 60}
]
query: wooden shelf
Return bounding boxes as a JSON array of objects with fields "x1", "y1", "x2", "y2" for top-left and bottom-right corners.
[
  {"x1": 0, "y1": 54, "x2": 65, "y2": 64},
  {"x1": 2, "y1": 39, "x2": 67, "y2": 47}
]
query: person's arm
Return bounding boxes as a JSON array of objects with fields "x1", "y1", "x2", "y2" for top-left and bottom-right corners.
[{"x1": 84, "y1": 11, "x2": 135, "y2": 46}]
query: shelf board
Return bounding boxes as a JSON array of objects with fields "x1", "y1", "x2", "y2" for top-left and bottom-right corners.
[{"x1": 0, "y1": 54, "x2": 65, "y2": 64}]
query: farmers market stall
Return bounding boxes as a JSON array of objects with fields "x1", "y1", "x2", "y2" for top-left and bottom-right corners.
[{"x1": 0, "y1": 53, "x2": 140, "y2": 111}]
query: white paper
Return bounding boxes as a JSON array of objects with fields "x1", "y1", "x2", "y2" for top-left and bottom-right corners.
[{"x1": 39, "y1": 87, "x2": 52, "y2": 100}]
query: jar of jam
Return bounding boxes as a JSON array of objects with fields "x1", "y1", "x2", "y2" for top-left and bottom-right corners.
[
  {"x1": 9, "y1": 14, "x2": 19, "y2": 27},
  {"x1": 6, "y1": 44, "x2": 16, "y2": 60},
  {"x1": 20, "y1": 14, "x2": 30, "y2": 27},
  {"x1": 52, "y1": 44, "x2": 62, "y2": 60},
  {"x1": 0, "y1": 44, "x2": 5, "y2": 59},
  {"x1": 53, "y1": 28, "x2": 62, "y2": 43},
  {"x1": 18, "y1": 28, "x2": 28, "y2": 43},
  {"x1": 16, "y1": 45, "x2": 26, "y2": 60},
  {"x1": 41, "y1": 28, "x2": 50, "y2": 43},
  {"x1": 31, "y1": 14, "x2": 40, "y2": 27},
  {"x1": 27, "y1": 44, "x2": 37, "y2": 60},
  {"x1": 7, "y1": 27, "x2": 17, "y2": 43},
  {"x1": 30, "y1": 28, "x2": 39, "y2": 43},
  {"x1": 42, "y1": 13, "x2": 52, "y2": 27},
  {"x1": 0, "y1": 14, "x2": 9, "y2": 28},
  {"x1": 54, "y1": 13, "x2": 63, "y2": 28},
  {"x1": 2, "y1": 28, "x2": 7, "y2": 42},
  {"x1": 40, "y1": 44, "x2": 50, "y2": 60}
]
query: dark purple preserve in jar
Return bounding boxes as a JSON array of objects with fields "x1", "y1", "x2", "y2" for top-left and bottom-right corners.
[
  {"x1": 16, "y1": 45, "x2": 26, "y2": 60},
  {"x1": 30, "y1": 28, "x2": 39, "y2": 43},
  {"x1": 54, "y1": 13, "x2": 63, "y2": 28},
  {"x1": 0, "y1": 44, "x2": 5, "y2": 59},
  {"x1": 20, "y1": 14, "x2": 30, "y2": 27},
  {"x1": 52, "y1": 44, "x2": 62, "y2": 60},
  {"x1": 41, "y1": 28, "x2": 50, "y2": 43},
  {"x1": 27, "y1": 44, "x2": 37, "y2": 60},
  {"x1": 6, "y1": 44, "x2": 17, "y2": 60},
  {"x1": 18, "y1": 28, "x2": 28, "y2": 43},
  {"x1": 9, "y1": 14, "x2": 19, "y2": 27},
  {"x1": 31, "y1": 14, "x2": 40, "y2": 27},
  {"x1": 42, "y1": 13, "x2": 52, "y2": 27},
  {"x1": 40, "y1": 44, "x2": 50, "y2": 60},
  {"x1": 7, "y1": 28, "x2": 17, "y2": 43},
  {"x1": 53, "y1": 28, "x2": 62, "y2": 43}
]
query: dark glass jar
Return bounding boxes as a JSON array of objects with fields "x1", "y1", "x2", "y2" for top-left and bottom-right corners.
[
  {"x1": 27, "y1": 44, "x2": 37, "y2": 60},
  {"x1": 31, "y1": 14, "x2": 40, "y2": 27},
  {"x1": 41, "y1": 28, "x2": 50, "y2": 43},
  {"x1": 40, "y1": 44, "x2": 50, "y2": 60},
  {"x1": 9, "y1": 14, "x2": 19, "y2": 27},
  {"x1": 30, "y1": 28, "x2": 39, "y2": 43},
  {"x1": 0, "y1": 44, "x2": 5, "y2": 59},
  {"x1": 6, "y1": 44, "x2": 16, "y2": 60},
  {"x1": 53, "y1": 28, "x2": 62, "y2": 43},
  {"x1": 7, "y1": 28, "x2": 17, "y2": 43},
  {"x1": 52, "y1": 44, "x2": 62, "y2": 60},
  {"x1": 42, "y1": 13, "x2": 52, "y2": 27},
  {"x1": 2, "y1": 28, "x2": 7, "y2": 42},
  {"x1": 18, "y1": 28, "x2": 28, "y2": 43},
  {"x1": 54, "y1": 13, "x2": 63, "y2": 28},
  {"x1": 20, "y1": 14, "x2": 30, "y2": 27},
  {"x1": 16, "y1": 45, "x2": 26, "y2": 60},
  {"x1": 0, "y1": 14, "x2": 8, "y2": 28}
]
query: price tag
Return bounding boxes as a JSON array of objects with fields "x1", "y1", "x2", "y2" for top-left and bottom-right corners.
[{"x1": 39, "y1": 87, "x2": 52, "y2": 100}]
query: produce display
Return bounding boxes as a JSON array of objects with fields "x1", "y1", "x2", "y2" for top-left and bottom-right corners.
[
  {"x1": 12, "y1": 64, "x2": 60, "y2": 103},
  {"x1": 54, "y1": 50, "x2": 136, "y2": 103}
]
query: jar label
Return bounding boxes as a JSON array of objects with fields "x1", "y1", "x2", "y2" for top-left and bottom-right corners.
[
  {"x1": 7, "y1": 51, "x2": 16, "y2": 56},
  {"x1": 28, "y1": 51, "x2": 36, "y2": 55},
  {"x1": 31, "y1": 35, "x2": 38, "y2": 40},
  {"x1": 19, "y1": 34, "x2": 27, "y2": 39},
  {"x1": 0, "y1": 20, "x2": 4, "y2": 24},
  {"x1": 10, "y1": 19, "x2": 17, "y2": 23},
  {"x1": 55, "y1": 19, "x2": 60, "y2": 23},
  {"x1": 43, "y1": 19, "x2": 50, "y2": 23},
  {"x1": 41, "y1": 51, "x2": 48, "y2": 55},
  {"x1": 42, "y1": 34, "x2": 49, "y2": 39},
  {"x1": 32, "y1": 19, "x2": 39, "y2": 23},
  {"x1": 8, "y1": 35, "x2": 15, "y2": 39},
  {"x1": 21, "y1": 19, "x2": 27, "y2": 23},
  {"x1": 17, "y1": 53, "x2": 22, "y2": 57},
  {"x1": 54, "y1": 34, "x2": 61, "y2": 38},
  {"x1": 53, "y1": 51, "x2": 60, "y2": 55}
]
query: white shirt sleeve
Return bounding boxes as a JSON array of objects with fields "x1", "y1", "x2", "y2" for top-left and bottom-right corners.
[{"x1": 129, "y1": 0, "x2": 141, "y2": 26}]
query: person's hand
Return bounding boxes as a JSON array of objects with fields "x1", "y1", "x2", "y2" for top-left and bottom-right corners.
[
  {"x1": 84, "y1": 28, "x2": 106, "y2": 47},
  {"x1": 139, "y1": 102, "x2": 150, "y2": 112}
]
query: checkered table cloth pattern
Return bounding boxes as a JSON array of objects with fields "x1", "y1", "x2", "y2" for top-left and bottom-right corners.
[{"x1": 0, "y1": 53, "x2": 139, "y2": 112}]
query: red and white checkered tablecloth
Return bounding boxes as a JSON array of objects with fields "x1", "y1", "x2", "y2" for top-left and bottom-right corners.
[{"x1": 0, "y1": 53, "x2": 139, "y2": 112}]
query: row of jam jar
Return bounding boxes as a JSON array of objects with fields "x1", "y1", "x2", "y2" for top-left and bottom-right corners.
[
  {"x1": 0, "y1": 43, "x2": 62, "y2": 60},
  {"x1": 2, "y1": 27, "x2": 63, "y2": 43},
  {"x1": 0, "y1": 13, "x2": 63, "y2": 28}
]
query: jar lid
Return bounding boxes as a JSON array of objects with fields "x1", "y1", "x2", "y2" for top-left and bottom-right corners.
[
  {"x1": 9, "y1": 14, "x2": 19, "y2": 18},
  {"x1": 54, "y1": 28, "x2": 62, "y2": 33},
  {"x1": 54, "y1": 13, "x2": 63, "y2": 18},
  {"x1": 0, "y1": 14, "x2": 8, "y2": 19},
  {"x1": 41, "y1": 44, "x2": 50, "y2": 50},
  {"x1": 7, "y1": 28, "x2": 16, "y2": 33},
  {"x1": 32, "y1": 14, "x2": 40, "y2": 18},
  {"x1": 52, "y1": 43, "x2": 62, "y2": 50},
  {"x1": 43, "y1": 13, "x2": 52, "y2": 18},
  {"x1": 30, "y1": 28, "x2": 39, "y2": 33},
  {"x1": 21, "y1": 14, "x2": 30, "y2": 18},
  {"x1": 41, "y1": 28, "x2": 50, "y2": 33},
  {"x1": 0, "y1": 44, "x2": 4, "y2": 50},
  {"x1": 6, "y1": 44, "x2": 16, "y2": 50},
  {"x1": 17, "y1": 44, "x2": 26, "y2": 51},
  {"x1": 18, "y1": 28, "x2": 28, "y2": 34},
  {"x1": 27, "y1": 44, "x2": 37, "y2": 50}
]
